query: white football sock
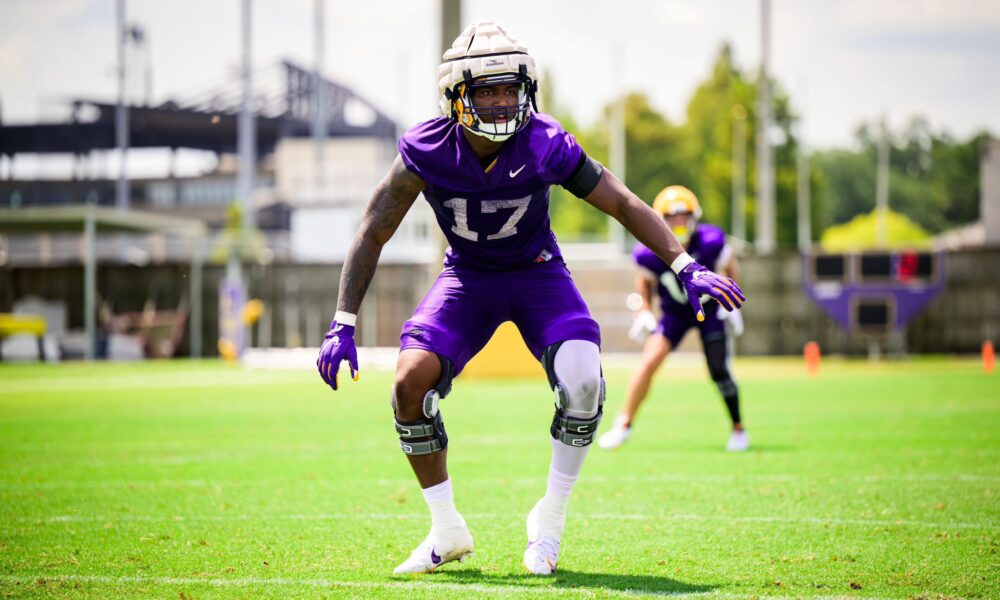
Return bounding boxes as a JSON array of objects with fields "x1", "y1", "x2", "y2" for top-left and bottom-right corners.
[
  {"x1": 536, "y1": 339, "x2": 602, "y2": 540},
  {"x1": 549, "y1": 433, "x2": 591, "y2": 476},
  {"x1": 422, "y1": 478, "x2": 464, "y2": 532},
  {"x1": 538, "y1": 438, "x2": 589, "y2": 540}
]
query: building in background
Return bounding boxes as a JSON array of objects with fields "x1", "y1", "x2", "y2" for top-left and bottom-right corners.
[
  {"x1": 275, "y1": 136, "x2": 437, "y2": 264},
  {"x1": 934, "y1": 137, "x2": 1000, "y2": 250},
  {"x1": 0, "y1": 61, "x2": 436, "y2": 266}
]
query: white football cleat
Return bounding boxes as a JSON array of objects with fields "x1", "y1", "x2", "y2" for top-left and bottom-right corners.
[
  {"x1": 597, "y1": 423, "x2": 631, "y2": 450},
  {"x1": 726, "y1": 429, "x2": 750, "y2": 452},
  {"x1": 524, "y1": 501, "x2": 560, "y2": 575},
  {"x1": 392, "y1": 525, "x2": 474, "y2": 575}
]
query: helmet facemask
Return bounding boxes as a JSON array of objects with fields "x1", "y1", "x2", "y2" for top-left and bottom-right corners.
[
  {"x1": 652, "y1": 185, "x2": 702, "y2": 245},
  {"x1": 666, "y1": 213, "x2": 697, "y2": 245},
  {"x1": 447, "y1": 66, "x2": 537, "y2": 142}
]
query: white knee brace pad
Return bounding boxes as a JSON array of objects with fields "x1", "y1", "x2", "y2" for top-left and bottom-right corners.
[
  {"x1": 544, "y1": 340, "x2": 605, "y2": 447},
  {"x1": 553, "y1": 340, "x2": 603, "y2": 418}
]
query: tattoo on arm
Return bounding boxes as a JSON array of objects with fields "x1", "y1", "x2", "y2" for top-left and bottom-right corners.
[{"x1": 337, "y1": 156, "x2": 424, "y2": 314}]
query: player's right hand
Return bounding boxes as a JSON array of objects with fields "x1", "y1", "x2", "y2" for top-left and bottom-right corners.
[
  {"x1": 628, "y1": 310, "x2": 658, "y2": 343},
  {"x1": 316, "y1": 320, "x2": 359, "y2": 391}
]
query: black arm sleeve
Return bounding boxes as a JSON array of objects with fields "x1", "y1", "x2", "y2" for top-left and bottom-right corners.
[{"x1": 561, "y1": 152, "x2": 605, "y2": 199}]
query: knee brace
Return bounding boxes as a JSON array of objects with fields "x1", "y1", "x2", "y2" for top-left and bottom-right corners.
[
  {"x1": 392, "y1": 354, "x2": 455, "y2": 456},
  {"x1": 542, "y1": 340, "x2": 605, "y2": 447}
]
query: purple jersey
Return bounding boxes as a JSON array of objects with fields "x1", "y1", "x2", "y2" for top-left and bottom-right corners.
[
  {"x1": 398, "y1": 112, "x2": 583, "y2": 270},
  {"x1": 633, "y1": 224, "x2": 730, "y2": 316}
]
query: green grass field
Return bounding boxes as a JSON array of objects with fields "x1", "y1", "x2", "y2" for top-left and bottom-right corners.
[{"x1": 1, "y1": 358, "x2": 997, "y2": 599}]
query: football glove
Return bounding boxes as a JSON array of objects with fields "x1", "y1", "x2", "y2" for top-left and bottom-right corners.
[
  {"x1": 316, "y1": 320, "x2": 359, "y2": 391},
  {"x1": 674, "y1": 257, "x2": 745, "y2": 322},
  {"x1": 628, "y1": 310, "x2": 658, "y2": 343}
]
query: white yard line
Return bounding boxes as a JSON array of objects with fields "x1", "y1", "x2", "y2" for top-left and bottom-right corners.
[
  {"x1": 0, "y1": 372, "x2": 310, "y2": 395},
  {"x1": 0, "y1": 573, "x2": 895, "y2": 599},
  {"x1": 14, "y1": 512, "x2": 996, "y2": 530}
]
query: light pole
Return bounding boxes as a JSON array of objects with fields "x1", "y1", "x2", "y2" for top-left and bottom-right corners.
[
  {"x1": 125, "y1": 25, "x2": 152, "y2": 106},
  {"x1": 796, "y1": 135, "x2": 811, "y2": 252},
  {"x1": 795, "y1": 77, "x2": 811, "y2": 252},
  {"x1": 115, "y1": 0, "x2": 129, "y2": 211},
  {"x1": 731, "y1": 104, "x2": 747, "y2": 242},
  {"x1": 312, "y1": 0, "x2": 327, "y2": 198},
  {"x1": 219, "y1": 0, "x2": 257, "y2": 360},
  {"x1": 238, "y1": 0, "x2": 255, "y2": 233},
  {"x1": 755, "y1": 0, "x2": 775, "y2": 253}
]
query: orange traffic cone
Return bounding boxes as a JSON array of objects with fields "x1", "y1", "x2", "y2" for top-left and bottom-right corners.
[
  {"x1": 804, "y1": 341, "x2": 821, "y2": 377},
  {"x1": 984, "y1": 341, "x2": 995, "y2": 374}
]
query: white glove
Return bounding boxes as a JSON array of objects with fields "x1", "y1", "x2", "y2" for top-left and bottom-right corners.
[
  {"x1": 628, "y1": 310, "x2": 658, "y2": 343},
  {"x1": 716, "y1": 305, "x2": 744, "y2": 337}
]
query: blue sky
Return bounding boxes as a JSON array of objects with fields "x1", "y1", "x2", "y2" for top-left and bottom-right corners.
[{"x1": 1, "y1": 0, "x2": 998, "y2": 149}]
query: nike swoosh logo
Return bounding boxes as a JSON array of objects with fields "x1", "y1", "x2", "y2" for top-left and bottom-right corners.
[{"x1": 509, "y1": 164, "x2": 526, "y2": 178}]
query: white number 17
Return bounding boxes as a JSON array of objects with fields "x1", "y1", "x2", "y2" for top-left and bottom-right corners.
[{"x1": 442, "y1": 196, "x2": 531, "y2": 242}]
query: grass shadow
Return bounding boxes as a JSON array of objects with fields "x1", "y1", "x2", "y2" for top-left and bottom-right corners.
[{"x1": 433, "y1": 567, "x2": 717, "y2": 596}]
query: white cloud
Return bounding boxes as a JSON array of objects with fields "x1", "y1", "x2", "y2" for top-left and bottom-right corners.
[
  {"x1": 838, "y1": 0, "x2": 1000, "y2": 31},
  {"x1": 0, "y1": 31, "x2": 28, "y2": 71}
]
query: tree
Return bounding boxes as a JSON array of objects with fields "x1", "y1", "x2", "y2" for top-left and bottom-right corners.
[
  {"x1": 546, "y1": 43, "x2": 987, "y2": 245},
  {"x1": 820, "y1": 209, "x2": 931, "y2": 251},
  {"x1": 675, "y1": 43, "x2": 806, "y2": 246},
  {"x1": 813, "y1": 149, "x2": 876, "y2": 228},
  {"x1": 813, "y1": 117, "x2": 986, "y2": 235},
  {"x1": 542, "y1": 69, "x2": 611, "y2": 240}
]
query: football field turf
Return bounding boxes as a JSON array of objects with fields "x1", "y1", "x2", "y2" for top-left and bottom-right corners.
[{"x1": 1, "y1": 357, "x2": 997, "y2": 599}]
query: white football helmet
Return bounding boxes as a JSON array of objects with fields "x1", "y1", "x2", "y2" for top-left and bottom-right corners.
[{"x1": 437, "y1": 20, "x2": 538, "y2": 142}]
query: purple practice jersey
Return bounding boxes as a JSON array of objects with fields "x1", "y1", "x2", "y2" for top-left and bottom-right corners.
[
  {"x1": 398, "y1": 112, "x2": 583, "y2": 270},
  {"x1": 634, "y1": 224, "x2": 732, "y2": 316}
]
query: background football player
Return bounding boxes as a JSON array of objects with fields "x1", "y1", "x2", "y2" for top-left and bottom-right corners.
[
  {"x1": 316, "y1": 22, "x2": 744, "y2": 576},
  {"x1": 598, "y1": 185, "x2": 749, "y2": 452}
]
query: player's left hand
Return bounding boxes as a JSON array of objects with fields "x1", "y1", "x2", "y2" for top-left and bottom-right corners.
[
  {"x1": 675, "y1": 260, "x2": 745, "y2": 322},
  {"x1": 316, "y1": 320, "x2": 359, "y2": 391}
]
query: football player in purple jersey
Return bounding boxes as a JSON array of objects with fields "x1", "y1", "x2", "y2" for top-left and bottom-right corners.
[
  {"x1": 598, "y1": 186, "x2": 749, "y2": 452},
  {"x1": 316, "y1": 21, "x2": 744, "y2": 575}
]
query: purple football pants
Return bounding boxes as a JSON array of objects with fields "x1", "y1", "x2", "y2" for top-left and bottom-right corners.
[
  {"x1": 657, "y1": 309, "x2": 726, "y2": 348},
  {"x1": 400, "y1": 261, "x2": 601, "y2": 375}
]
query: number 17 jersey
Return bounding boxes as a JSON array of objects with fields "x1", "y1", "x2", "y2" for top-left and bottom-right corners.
[{"x1": 398, "y1": 112, "x2": 585, "y2": 271}]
